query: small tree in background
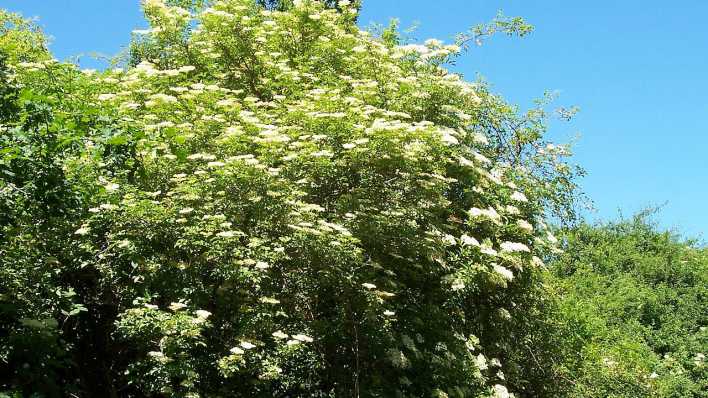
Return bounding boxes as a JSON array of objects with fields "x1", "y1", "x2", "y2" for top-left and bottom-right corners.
[{"x1": 551, "y1": 213, "x2": 708, "y2": 397}]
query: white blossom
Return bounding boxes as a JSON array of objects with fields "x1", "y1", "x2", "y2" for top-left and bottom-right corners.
[
  {"x1": 259, "y1": 297, "x2": 280, "y2": 304},
  {"x1": 292, "y1": 334, "x2": 313, "y2": 343},
  {"x1": 240, "y1": 341, "x2": 256, "y2": 349},
  {"x1": 516, "y1": 219, "x2": 534, "y2": 233},
  {"x1": 500, "y1": 241, "x2": 531, "y2": 253},
  {"x1": 492, "y1": 384, "x2": 511, "y2": 398},
  {"x1": 475, "y1": 353, "x2": 488, "y2": 370},
  {"x1": 74, "y1": 226, "x2": 90, "y2": 235},
  {"x1": 98, "y1": 93, "x2": 116, "y2": 101},
  {"x1": 169, "y1": 302, "x2": 187, "y2": 311},
  {"x1": 148, "y1": 351, "x2": 165, "y2": 358},
  {"x1": 510, "y1": 191, "x2": 528, "y2": 202},
  {"x1": 493, "y1": 264, "x2": 514, "y2": 281},
  {"x1": 460, "y1": 234, "x2": 480, "y2": 246}
]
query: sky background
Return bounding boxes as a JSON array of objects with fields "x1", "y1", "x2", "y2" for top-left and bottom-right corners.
[{"x1": 3, "y1": 0, "x2": 707, "y2": 240}]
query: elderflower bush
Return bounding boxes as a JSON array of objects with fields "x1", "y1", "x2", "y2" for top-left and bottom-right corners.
[{"x1": 1, "y1": 1, "x2": 573, "y2": 396}]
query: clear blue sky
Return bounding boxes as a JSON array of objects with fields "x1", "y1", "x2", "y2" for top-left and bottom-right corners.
[{"x1": 4, "y1": 0, "x2": 707, "y2": 239}]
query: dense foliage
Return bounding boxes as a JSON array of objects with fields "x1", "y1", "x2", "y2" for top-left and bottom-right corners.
[
  {"x1": 5, "y1": 1, "x2": 703, "y2": 397},
  {"x1": 551, "y1": 214, "x2": 707, "y2": 397},
  {"x1": 0, "y1": 1, "x2": 577, "y2": 397}
]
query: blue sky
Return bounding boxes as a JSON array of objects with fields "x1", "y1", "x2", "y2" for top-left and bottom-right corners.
[{"x1": 4, "y1": 0, "x2": 707, "y2": 239}]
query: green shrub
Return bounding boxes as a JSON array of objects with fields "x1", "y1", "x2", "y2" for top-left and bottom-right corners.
[{"x1": 551, "y1": 213, "x2": 708, "y2": 397}]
